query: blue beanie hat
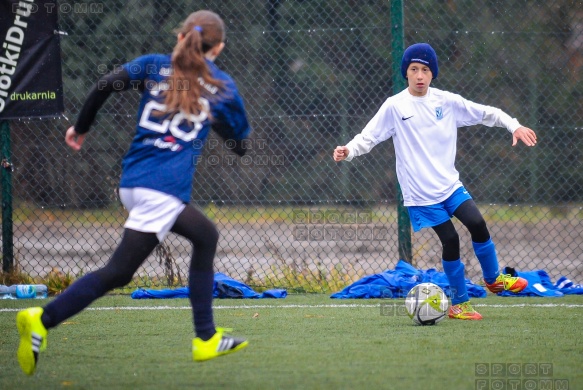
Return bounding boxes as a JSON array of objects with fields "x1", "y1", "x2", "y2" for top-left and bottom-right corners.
[{"x1": 401, "y1": 43, "x2": 438, "y2": 79}]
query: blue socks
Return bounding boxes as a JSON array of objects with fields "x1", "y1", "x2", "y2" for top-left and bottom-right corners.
[
  {"x1": 473, "y1": 238, "x2": 499, "y2": 284},
  {"x1": 442, "y1": 239, "x2": 499, "y2": 304},
  {"x1": 442, "y1": 259, "x2": 468, "y2": 305}
]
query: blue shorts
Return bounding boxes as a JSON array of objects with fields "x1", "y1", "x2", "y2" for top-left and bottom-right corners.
[{"x1": 407, "y1": 187, "x2": 473, "y2": 232}]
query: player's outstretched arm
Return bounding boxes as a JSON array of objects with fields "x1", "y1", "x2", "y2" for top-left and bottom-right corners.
[
  {"x1": 66, "y1": 69, "x2": 133, "y2": 152},
  {"x1": 333, "y1": 146, "x2": 349, "y2": 162},
  {"x1": 512, "y1": 126, "x2": 537, "y2": 147}
]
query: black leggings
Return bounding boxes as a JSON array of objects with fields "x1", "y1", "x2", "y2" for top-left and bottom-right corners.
[
  {"x1": 42, "y1": 205, "x2": 218, "y2": 329},
  {"x1": 431, "y1": 199, "x2": 490, "y2": 261},
  {"x1": 92, "y1": 204, "x2": 218, "y2": 287}
]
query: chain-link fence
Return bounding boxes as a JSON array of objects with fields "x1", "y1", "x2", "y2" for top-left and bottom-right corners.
[{"x1": 2, "y1": 0, "x2": 582, "y2": 292}]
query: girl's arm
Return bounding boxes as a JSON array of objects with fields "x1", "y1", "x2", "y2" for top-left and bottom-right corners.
[{"x1": 66, "y1": 68, "x2": 136, "y2": 151}]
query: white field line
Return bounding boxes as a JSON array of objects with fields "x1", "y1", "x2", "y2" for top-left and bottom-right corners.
[{"x1": 1, "y1": 303, "x2": 583, "y2": 313}]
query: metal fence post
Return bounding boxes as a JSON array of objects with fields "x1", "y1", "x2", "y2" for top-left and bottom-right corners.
[
  {"x1": 1, "y1": 120, "x2": 14, "y2": 272},
  {"x1": 390, "y1": 0, "x2": 412, "y2": 263}
]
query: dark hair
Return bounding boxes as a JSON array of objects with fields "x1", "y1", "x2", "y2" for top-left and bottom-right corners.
[{"x1": 163, "y1": 10, "x2": 225, "y2": 118}]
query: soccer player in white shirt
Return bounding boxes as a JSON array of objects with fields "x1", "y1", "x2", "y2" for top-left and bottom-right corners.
[{"x1": 333, "y1": 43, "x2": 537, "y2": 320}]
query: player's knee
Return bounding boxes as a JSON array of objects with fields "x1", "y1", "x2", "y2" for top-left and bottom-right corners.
[
  {"x1": 207, "y1": 224, "x2": 219, "y2": 245},
  {"x1": 190, "y1": 223, "x2": 219, "y2": 252},
  {"x1": 108, "y1": 270, "x2": 134, "y2": 288},
  {"x1": 441, "y1": 230, "x2": 460, "y2": 251},
  {"x1": 467, "y1": 217, "x2": 489, "y2": 239},
  {"x1": 94, "y1": 267, "x2": 134, "y2": 290}
]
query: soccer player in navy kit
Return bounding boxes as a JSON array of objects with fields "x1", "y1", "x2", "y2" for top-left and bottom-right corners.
[
  {"x1": 17, "y1": 10, "x2": 250, "y2": 375},
  {"x1": 333, "y1": 43, "x2": 538, "y2": 320}
]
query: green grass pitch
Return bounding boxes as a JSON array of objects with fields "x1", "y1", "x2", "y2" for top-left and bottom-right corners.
[{"x1": 1, "y1": 294, "x2": 582, "y2": 389}]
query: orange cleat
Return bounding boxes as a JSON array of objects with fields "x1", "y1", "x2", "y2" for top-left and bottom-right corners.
[{"x1": 485, "y1": 274, "x2": 528, "y2": 294}]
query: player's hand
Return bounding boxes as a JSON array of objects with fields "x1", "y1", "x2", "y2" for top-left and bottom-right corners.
[
  {"x1": 65, "y1": 126, "x2": 86, "y2": 151},
  {"x1": 512, "y1": 126, "x2": 537, "y2": 147},
  {"x1": 333, "y1": 146, "x2": 350, "y2": 161}
]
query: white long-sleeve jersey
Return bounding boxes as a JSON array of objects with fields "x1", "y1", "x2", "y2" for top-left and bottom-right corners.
[{"x1": 345, "y1": 87, "x2": 521, "y2": 206}]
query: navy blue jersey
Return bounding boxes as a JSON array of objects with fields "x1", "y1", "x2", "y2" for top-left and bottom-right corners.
[{"x1": 120, "y1": 54, "x2": 250, "y2": 202}]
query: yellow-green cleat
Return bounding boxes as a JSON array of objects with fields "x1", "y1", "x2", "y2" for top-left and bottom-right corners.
[
  {"x1": 192, "y1": 327, "x2": 248, "y2": 362},
  {"x1": 448, "y1": 301, "x2": 483, "y2": 320},
  {"x1": 16, "y1": 307, "x2": 48, "y2": 375}
]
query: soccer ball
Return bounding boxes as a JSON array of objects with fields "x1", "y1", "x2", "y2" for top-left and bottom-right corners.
[{"x1": 405, "y1": 283, "x2": 449, "y2": 325}]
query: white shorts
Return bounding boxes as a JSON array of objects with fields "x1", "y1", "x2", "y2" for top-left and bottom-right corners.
[{"x1": 119, "y1": 187, "x2": 186, "y2": 241}]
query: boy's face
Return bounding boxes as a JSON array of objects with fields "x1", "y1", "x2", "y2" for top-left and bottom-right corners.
[{"x1": 406, "y1": 62, "x2": 433, "y2": 96}]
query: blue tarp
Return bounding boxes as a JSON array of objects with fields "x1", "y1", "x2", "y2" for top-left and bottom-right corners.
[
  {"x1": 554, "y1": 276, "x2": 583, "y2": 295},
  {"x1": 330, "y1": 260, "x2": 487, "y2": 299},
  {"x1": 131, "y1": 272, "x2": 287, "y2": 299},
  {"x1": 498, "y1": 267, "x2": 583, "y2": 297}
]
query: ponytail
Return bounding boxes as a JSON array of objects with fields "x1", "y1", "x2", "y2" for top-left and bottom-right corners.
[{"x1": 163, "y1": 11, "x2": 225, "y2": 119}]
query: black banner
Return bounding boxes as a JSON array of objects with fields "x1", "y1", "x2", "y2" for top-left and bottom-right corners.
[{"x1": 0, "y1": 0, "x2": 63, "y2": 119}]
